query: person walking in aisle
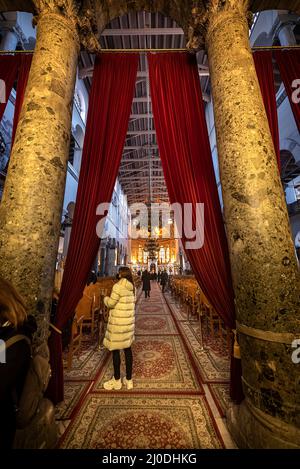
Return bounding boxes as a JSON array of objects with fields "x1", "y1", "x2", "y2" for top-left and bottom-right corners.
[
  {"x1": 157, "y1": 270, "x2": 161, "y2": 284},
  {"x1": 142, "y1": 269, "x2": 151, "y2": 299},
  {"x1": 160, "y1": 269, "x2": 169, "y2": 293},
  {"x1": 103, "y1": 267, "x2": 136, "y2": 390}
]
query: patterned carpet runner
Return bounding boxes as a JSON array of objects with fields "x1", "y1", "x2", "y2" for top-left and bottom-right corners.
[{"x1": 56, "y1": 281, "x2": 234, "y2": 449}]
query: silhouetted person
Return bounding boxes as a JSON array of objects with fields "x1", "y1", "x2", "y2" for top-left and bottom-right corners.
[
  {"x1": 142, "y1": 269, "x2": 151, "y2": 298},
  {"x1": 160, "y1": 270, "x2": 169, "y2": 293}
]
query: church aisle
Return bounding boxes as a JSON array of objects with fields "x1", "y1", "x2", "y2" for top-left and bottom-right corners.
[{"x1": 56, "y1": 282, "x2": 236, "y2": 449}]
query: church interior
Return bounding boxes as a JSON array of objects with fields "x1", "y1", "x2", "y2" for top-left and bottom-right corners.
[{"x1": 0, "y1": 0, "x2": 300, "y2": 452}]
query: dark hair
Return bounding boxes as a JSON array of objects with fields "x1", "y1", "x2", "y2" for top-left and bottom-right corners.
[
  {"x1": 118, "y1": 267, "x2": 135, "y2": 293},
  {"x1": 0, "y1": 277, "x2": 27, "y2": 328}
]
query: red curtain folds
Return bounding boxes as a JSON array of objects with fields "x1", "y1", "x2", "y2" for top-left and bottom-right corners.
[
  {"x1": 148, "y1": 52, "x2": 243, "y2": 403},
  {"x1": 274, "y1": 49, "x2": 300, "y2": 133},
  {"x1": 0, "y1": 55, "x2": 20, "y2": 122},
  {"x1": 253, "y1": 51, "x2": 280, "y2": 168},
  {"x1": 11, "y1": 54, "x2": 33, "y2": 145},
  {"x1": 47, "y1": 53, "x2": 138, "y2": 403}
]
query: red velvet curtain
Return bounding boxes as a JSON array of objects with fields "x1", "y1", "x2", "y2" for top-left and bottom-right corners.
[
  {"x1": 47, "y1": 53, "x2": 138, "y2": 403},
  {"x1": 274, "y1": 49, "x2": 300, "y2": 133},
  {"x1": 0, "y1": 55, "x2": 20, "y2": 122},
  {"x1": 11, "y1": 54, "x2": 32, "y2": 145},
  {"x1": 253, "y1": 51, "x2": 280, "y2": 168},
  {"x1": 148, "y1": 52, "x2": 243, "y2": 403}
]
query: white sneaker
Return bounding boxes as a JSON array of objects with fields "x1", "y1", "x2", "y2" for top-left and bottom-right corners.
[
  {"x1": 103, "y1": 377, "x2": 122, "y2": 390},
  {"x1": 123, "y1": 377, "x2": 133, "y2": 390}
]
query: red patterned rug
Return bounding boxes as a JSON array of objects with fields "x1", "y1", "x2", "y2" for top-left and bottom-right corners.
[
  {"x1": 93, "y1": 335, "x2": 203, "y2": 392},
  {"x1": 62, "y1": 337, "x2": 108, "y2": 381},
  {"x1": 59, "y1": 394, "x2": 223, "y2": 449},
  {"x1": 57, "y1": 283, "x2": 234, "y2": 449},
  {"x1": 135, "y1": 313, "x2": 178, "y2": 335},
  {"x1": 208, "y1": 383, "x2": 231, "y2": 417}
]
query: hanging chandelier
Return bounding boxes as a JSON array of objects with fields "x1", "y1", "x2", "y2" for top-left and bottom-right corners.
[{"x1": 143, "y1": 238, "x2": 160, "y2": 260}]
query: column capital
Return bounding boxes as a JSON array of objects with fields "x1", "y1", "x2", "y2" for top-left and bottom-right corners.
[
  {"x1": 33, "y1": 0, "x2": 101, "y2": 53},
  {"x1": 187, "y1": 0, "x2": 252, "y2": 51}
]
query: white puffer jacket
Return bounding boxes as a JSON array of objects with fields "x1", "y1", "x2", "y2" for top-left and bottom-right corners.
[{"x1": 103, "y1": 278, "x2": 135, "y2": 351}]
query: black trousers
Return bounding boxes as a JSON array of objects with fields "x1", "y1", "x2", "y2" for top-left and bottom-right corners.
[
  {"x1": 0, "y1": 406, "x2": 16, "y2": 449},
  {"x1": 144, "y1": 290, "x2": 150, "y2": 298},
  {"x1": 112, "y1": 347, "x2": 133, "y2": 380}
]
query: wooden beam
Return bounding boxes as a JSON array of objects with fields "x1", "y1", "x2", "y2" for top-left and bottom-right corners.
[{"x1": 101, "y1": 28, "x2": 184, "y2": 36}]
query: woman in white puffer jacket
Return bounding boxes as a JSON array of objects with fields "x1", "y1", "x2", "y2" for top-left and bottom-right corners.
[{"x1": 103, "y1": 267, "x2": 136, "y2": 390}]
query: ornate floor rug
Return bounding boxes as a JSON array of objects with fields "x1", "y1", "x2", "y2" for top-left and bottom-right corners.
[
  {"x1": 57, "y1": 283, "x2": 234, "y2": 449},
  {"x1": 63, "y1": 338, "x2": 109, "y2": 381},
  {"x1": 164, "y1": 294, "x2": 189, "y2": 321},
  {"x1": 208, "y1": 383, "x2": 231, "y2": 418},
  {"x1": 137, "y1": 301, "x2": 170, "y2": 315},
  {"x1": 93, "y1": 335, "x2": 203, "y2": 392},
  {"x1": 59, "y1": 394, "x2": 223, "y2": 449},
  {"x1": 176, "y1": 321, "x2": 230, "y2": 383},
  {"x1": 135, "y1": 313, "x2": 178, "y2": 335},
  {"x1": 56, "y1": 381, "x2": 91, "y2": 420}
]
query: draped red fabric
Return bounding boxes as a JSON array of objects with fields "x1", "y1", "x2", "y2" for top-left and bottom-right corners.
[
  {"x1": 0, "y1": 56, "x2": 19, "y2": 122},
  {"x1": 253, "y1": 51, "x2": 280, "y2": 169},
  {"x1": 274, "y1": 49, "x2": 300, "y2": 133},
  {"x1": 11, "y1": 54, "x2": 32, "y2": 146},
  {"x1": 47, "y1": 53, "x2": 138, "y2": 403},
  {"x1": 148, "y1": 52, "x2": 243, "y2": 403}
]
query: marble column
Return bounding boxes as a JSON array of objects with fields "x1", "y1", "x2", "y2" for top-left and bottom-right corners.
[
  {"x1": 0, "y1": 10, "x2": 79, "y2": 342},
  {"x1": 206, "y1": 0, "x2": 300, "y2": 448}
]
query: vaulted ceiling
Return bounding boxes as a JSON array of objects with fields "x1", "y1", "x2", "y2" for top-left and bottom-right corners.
[{"x1": 78, "y1": 10, "x2": 210, "y2": 206}]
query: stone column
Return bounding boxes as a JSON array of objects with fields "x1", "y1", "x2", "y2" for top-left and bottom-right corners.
[
  {"x1": 0, "y1": 7, "x2": 80, "y2": 342},
  {"x1": 205, "y1": 0, "x2": 300, "y2": 448}
]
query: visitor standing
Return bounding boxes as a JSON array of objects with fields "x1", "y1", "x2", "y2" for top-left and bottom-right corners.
[
  {"x1": 160, "y1": 269, "x2": 169, "y2": 293},
  {"x1": 103, "y1": 267, "x2": 136, "y2": 390},
  {"x1": 142, "y1": 269, "x2": 151, "y2": 298}
]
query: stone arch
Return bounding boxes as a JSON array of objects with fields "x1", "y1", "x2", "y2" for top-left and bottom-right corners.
[{"x1": 94, "y1": 0, "x2": 193, "y2": 38}]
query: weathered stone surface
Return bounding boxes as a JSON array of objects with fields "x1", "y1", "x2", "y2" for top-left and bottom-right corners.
[
  {"x1": 0, "y1": 0, "x2": 299, "y2": 450},
  {"x1": 227, "y1": 400, "x2": 300, "y2": 449},
  {"x1": 0, "y1": 10, "x2": 79, "y2": 343},
  {"x1": 206, "y1": 0, "x2": 300, "y2": 445}
]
